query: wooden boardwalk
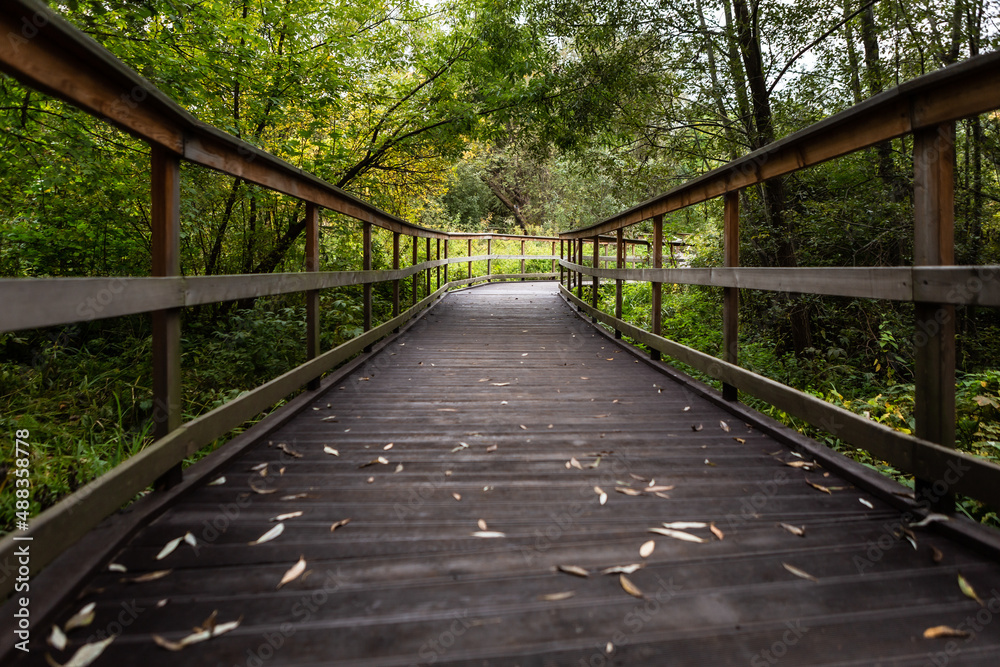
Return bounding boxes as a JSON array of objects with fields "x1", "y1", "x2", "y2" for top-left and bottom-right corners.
[{"x1": 14, "y1": 282, "x2": 1000, "y2": 666}]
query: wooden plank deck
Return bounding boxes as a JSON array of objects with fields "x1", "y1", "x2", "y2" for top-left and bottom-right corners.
[{"x1": 13, "y1": 282, "x2": 1000, "y2": 666}]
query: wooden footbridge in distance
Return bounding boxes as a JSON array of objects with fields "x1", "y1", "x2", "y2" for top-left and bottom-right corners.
[{"x1": 3, "y1": 2, "x2": 1000, "y2": 665}]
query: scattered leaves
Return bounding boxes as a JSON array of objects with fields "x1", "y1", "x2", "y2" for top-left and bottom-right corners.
[
  {"x1": 277, "y1": 556, "x2": 306, "y2": 589},
  {"x1": 782, "y1": 562, "x2": 818, "y2": 582},
  {"x1": 639, "y1": 540, "x2": 655, "y2": 558},
  {"x1": 106, "y1": 563, "x2": 126, "y2": 573},
  {"x1": 733, "y1": 437, "x2": 746, "y2": 444},
  {"x1": 281, "y1": 493, "x2": 309, "y2": 500},
  {"x1": 557, "y1": 565, "x2": 590, "y2": 578},
  {"x1": 619, "y1": 574, "x2": 644, "y2": 598},
  {"x1": 451, "y1": 442, "x2": 470, "y2": 453},
  {"x1": 249, "y1": 523, "x2": 285, "y2": 545},
  {"x1": 491, "y1": 382, "x2": 510, "y2": 386},
  {"x1": 923, "y1": 625, "x2": 970, "y2": 639}
]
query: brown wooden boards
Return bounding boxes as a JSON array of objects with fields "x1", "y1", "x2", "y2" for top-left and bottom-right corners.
[{"x1": 8, "y1": 283, "x2": 1000, "y2": 666}]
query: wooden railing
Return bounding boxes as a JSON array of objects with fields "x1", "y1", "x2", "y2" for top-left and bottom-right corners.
[
  {"x1": 559, "y1": 49, "x2": 1000, "y2": 515},
  {"x1": 0, "y1": 1, "x2": 626, "y2": 597}
]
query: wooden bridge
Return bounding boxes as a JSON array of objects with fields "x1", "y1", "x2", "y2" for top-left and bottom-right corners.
[{"x1": 3, "y1": 2, "x2": 1000, "y2": 665}]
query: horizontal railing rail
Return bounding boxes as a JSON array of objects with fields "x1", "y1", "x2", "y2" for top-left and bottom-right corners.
[{"x1": 559, "y1": 48, "x2": 1000, "y2": 517}]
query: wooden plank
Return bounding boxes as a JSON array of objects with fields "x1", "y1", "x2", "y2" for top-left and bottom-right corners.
[
  {"x1": 723, "y1": 191, "x2": 739, "y2": 401},
  {"x1": 561, "y1": 51, "x2": 1000, "y2": 239},
  {"x1": 0, "y1": 283, "x2": 451, "y2": 601},
  {"x1": 561, "y1": 285, "x2": 1000, "y2": 509}
]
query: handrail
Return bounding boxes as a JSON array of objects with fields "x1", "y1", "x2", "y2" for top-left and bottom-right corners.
[{"x1": 558, "y1": 49, "x2": 1000, "y2": 516}]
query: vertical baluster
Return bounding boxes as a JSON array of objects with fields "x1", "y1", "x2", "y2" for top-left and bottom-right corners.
[
  {"x1": 151, "y1": 145, "x2": 182, "y2": 489},
  {"x1": 560, "y1": 239, "x2": 565, "y2": 287},
  {"x1": 487, "y1": 238, "x2": 492, "y2": 282},
  {"x1": 723, "y1": 192, "x2": 740, "y2": 401},
  {"x1": 392, "y1": 231, "x2": 400, "y2": 329},
  {"x1": 436, "y1": 238, "x2": 441, "y2": 290},
  {"x1": 591, "y1": 236, "x2": 599, "y2": 320},
  {"x1": 444, "y1": 239, "x2": 449, "y2": 286},
  {"x1": 467, "y1": 238, "x2": 472, "y2": 281},
  {"x1": 651, "y1": 214, "x2": 663, "y2": 361},
  {"x1": 412, "y1": 235, "x2": 418, "y2": 306},
  {"x1": 521, "y1": 239, "x2": 526, "y2": 280},
  {"x1": 305, "y1": 203, "x2": 321, "y2": 390},
  {"x1": 615, "y1": 229, "x2": 624, "y2": 339},
  {"x1": 425, "y1": 237, "x2": 431, "y2": 295},
  {"x1": 913, "y1": 122, "x2": 957, "y2": 513},
  {"x1": 576, "y1": 239, "x2": 583, "y2": 300}
]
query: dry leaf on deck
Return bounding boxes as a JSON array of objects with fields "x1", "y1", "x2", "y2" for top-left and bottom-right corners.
[
  {"x1": 719, "y1": 421, "x2": 730, "y2": 432},
  {"x1": 63, "y1": 603, "x2": 96, "y2": 631},
  {"x1": 538, "y1": 591, "x2": 575, "y2": 601},
  {"x1": 616, "y1": 487, "x2": 641, "y2": 496},
  {"x1": 452, "y1": 493, "x2": 462, "y2": 501},
  {"x1": 47, "y1": 625, "x2": 67, "y2": 651},
  {"x1": 277, "y1": 443, "x2": 302, "y2": 458},
  {"x1": 208, "y1": 477, "x2": 226, "y2": 486},
  {"x1": 155, "y1": 536, "x2": 184, "y2": 561},
  {"x1": 153, "y1": 613, "x2": 242, "y2": 651},
  {"x1": 323, "y1": 446, "x2": 339, "y2": 457},
  {"x1": 931, "y1": 546, "x2": 944, "y2": 563},
  {"x1": 779, "y1": 523, "x2": 806, "y2": 537},
  {"x1": 645, "y1": 485, "x2": 675, "y2": 493},
  {"x1": 271, "y1": 511, "x2": 303, "y2": 522},
  {"x1": 569, "y1": 457, "x2": 583, "y2": 470},
  {"x1": 692, "y1": 424, "x2": 703, "y2": 432},
  {"x1": 486, "y1": 445, "x2": 498, "y2": 453},
  {"x1": 471, "y1": 531, "x2": 506, "y2": 538},
  {"x1": 249, "y1": 523, "x2": 285, "y2": 545},
  {"x1": 121, "y1": 570, "x2": 172, "y2": 584},
  {"x1": 709, "y1": 522, "x2": 725, "y2": 540},
  {"x1": 46, "y1": 635, "x2": 115, "y2": 667},
  {"x1": 807, "y1": 481, "x2": 832, "y2": 494},
  {"x1": 662, "y1": 521, "x2": 706, "y2": 530},
  {"x1": 923, "y1": 625, "x2": 970, "y2": 639},
  {"x1": 329, "y1": 518, "x2": 351, "y2": 532},
  {"x1": 248, "y1": 479, "x2": 277, "y2": 495},
  {"x1": 648, "y1": 527, "x2": 706, "y2": 543},
  {"x1": 782, "y1": 562, "x2": 818, "y2": 582},
  {"x1": 600, "y1": 564, "x2": 643, "y2": 575},
  {"x1": 477, "y1": 519, "x2": 487, "y2": 531},
  {"x1": 639, "y1": 540, "x2": 655, "y2": 558},
  {"x1": 958, "y1": 572, "x2": 984, "y2": 606},
  {"x1": 619, "y1": 574, "x2": 644, "y2": 598},
  {"x1": 277, "y1": 556, "x2": 306, "y2": 589},
  {"x1": 383, "y1": 443, "x2": 394, "y2": 450},
  {"x1": 557, "y1": 565, "x2": 590, "y2": 578}
]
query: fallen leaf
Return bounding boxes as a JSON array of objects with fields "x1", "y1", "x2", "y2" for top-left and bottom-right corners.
[
  {"x1": 519, "y1": 424, "x2": 527, "y2": 430},
  {"x1": 654, "y1": 492, "x2": 671, "y2": 499},
  {"x1": 281, "y1": 493, "x2": 309, "y2": 500},
  {"x1": 662, "y1": 521, "x2": 706, "y2": 529},
  {"x1": 320, "y1": 416, "x2": 338, "y2": 422},
  {"x1": 478, "y1": 519, "x2": 487, "y2": 531},
  {"x1": 330, "y1": 518, "x2": 351, "y2": 532},
  {"x1": 780, "y1": 523, "x2": 806, "y2": 537},
  {"x1": 859, "y1": 498, "x2": 874, "y2": 509},
  {"x1": 155, "y1": 536, "x2": 184, "y2": 561},
  {"x1": 366, "y1": 477, "x2": 375, "y2": 483},
  {"x1": 710, "y1": 522, "x2": 725, "y2": 540},
  {"x1": 208, "y1": 477, "x2": 226, "y2": 486},
  {"x1": 538, "y1": 591, "x2": 575, "y2": 601},
  {"x1": 645, "y1": 485, "x2": 675, "y2": 493},
  {"x1": 785, "y1": 461, "x2": 815, "y2": 470},
  {"x1": 733, "y1": 437, "x2": 746, "y2": 444},
  {"x1": 107, "y1": 563, "x2": 126, "y2": 573},
  {"x1": 600, "y1": 564, "x2": 644, "y2": 575},
  {"x1": 958, "y1": 572, "x2": 984, "y2": 606},
  {"x1": 639, "y1": 540, "x2": 655, "y2": 558},
  {"x1": 48, "y1": 625, "x2": 67, "y2": 651},
  {"x1": 931, "y1": 546, "x2": 944, "y2": 563},
  {"x1": 720, "y1": 421, "x2": 730, "y2": 432},
  {"x1": 250, "y1": 462, "x2": 268, "y2": 471},
  {"x1": 588, "y1": 457, "x2": 602, "y2": 469},
  {"x1": 452, "y1": 492, "x2": 462, "y2": 501},
  {"x1": 486, "y1": 444, "x2": 498, "y2": 453},
  {"x1": 807, "y1": 481, "x2": 832, "y2": 494},
  {"x1": 491, "y1": 382, "x2": 510, "y2": 386},
  {"x1": 923, "y1": 625, "x2": 971, "y2": 639},
  {"x1": 629, "y1": 473, "x2": 646, "y2": 482},
  {"x1": 569, "y1": 457, "x2": 583, "y2": 470},
  {"x1": 648, "y1": 527, "x2": 706, "y2": 543},
  {"x1": 153, "y1": 614, "x2": 242, "y2": 651},
  {"x1": 471, "y1": 531, "x2": 506, "y2": 538},
  {"x1": 692, "y1": 424, "x2": 703, "y2": 432},
  {"x1": 271, "y1": 511, "x2": 303, "y2": 522},
  {"x1": 782, "y1": 562, "x2": 818, "y2": 582},
  {"x1": 277, "y1": 443, "x2": 303, "y2": 458},
  {"x1": 395, "y1": 463, "x2": 404, "y2": 473},
  {"x1": 910, "y1": 513, "x2": 950, "y2": 528},
  {"x1": 616, "y1": 487, "x2": 642, "y2": 496},
  {"x1": 183, "y1": 532, "x2": 197, "y2": 548},
  {"x1": 48, "y1": 635, "x2": 115, "y2": 666},
  {"x1": 248, "y1": 479, "x2": 277, "y2": 495},
  {"x1": 121, "y1": 569, "x2": 172, "y2": 584},
  {"x1": 249, "y1": 523, "x2": 285, "y2": 545},
  {"x1": 358, "y1": 457, "x2": 388, "y2": 468},
  {"x1": 63, "y1": 603, "x2": 96, "y2": 632},
  {"x1": 557, "y1": 564, "x2": 590, "y2": 578},
  {"x1": 594, "y1": 486, "x2": 608, "y2": 505},
  {"x1": 383, "y1": 443, "x2": 394, "y2": 450},
  {"x1": 277, "y1": 556, "x2": 307, "y2": 589},
  {"x1": 620, "y1": 574, "x2": 644, "y2": 598},
  {"x1": 451, "y1": 442, "x2": 470, "y2": 452}
]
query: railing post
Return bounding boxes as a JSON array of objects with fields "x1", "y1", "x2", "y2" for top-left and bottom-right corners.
[
  {"x1": 467, "y1": 238, "x2": 472, "y2": 281},
  {"x1": 591, "y1": 236, "x2": 599, "y2": 321},
  {"x1": 576, "y1": 239, "x2": 583, "y2": 301},
  {"x1": 411, "y1": 234, "x2": 418, "y2": 306},
  {"x1": 305, "y1": 203, "x2": 321, "y2": 390},
  {"x1": 615, "y1": 228, "x2": 624, "y2": 339},
  {"x1": 723, "y1": 191, "x2": 739, "y2": 401},
  {"x1": 151, "y1": 145, "x2": 182, "y2": 490},
  {"x1": 436, "y1": 238, "x2": 441, "y2": 290},
  {"x1": 425, "y1": 236, "x2": 432, "y2": 295},
  {"x1": 392, "y1": 231, "x2": 401, "y2": 329},
  {"x1": 363, "y1": 221, "x2": 373, "y2": 351},
  {"x1": 651, "y1": 214, "x2": 663, "y2": 361},
  {"x1": 913, "y1": 122, "x2": 957, "y2": 513},
  {"x1": 487, "y1": 238, "x2": 492, "y2": 282},
  {"x1": 444, "y1": 239, "x2": 449, "y2": 285},
  {"x1": 551, "y1": 240, "x2": 556, "y2": 277},
  {"x1": 560, "y1": 239, "x2": 565, "y2": 286},
  {"x1": 521, "y1": 239, "x2": 526, "y2": 280}
]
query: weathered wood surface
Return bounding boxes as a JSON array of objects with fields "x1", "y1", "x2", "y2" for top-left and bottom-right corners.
[{"x1": 11, "y1": 283, "x2": 1000, "y2": 666}]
